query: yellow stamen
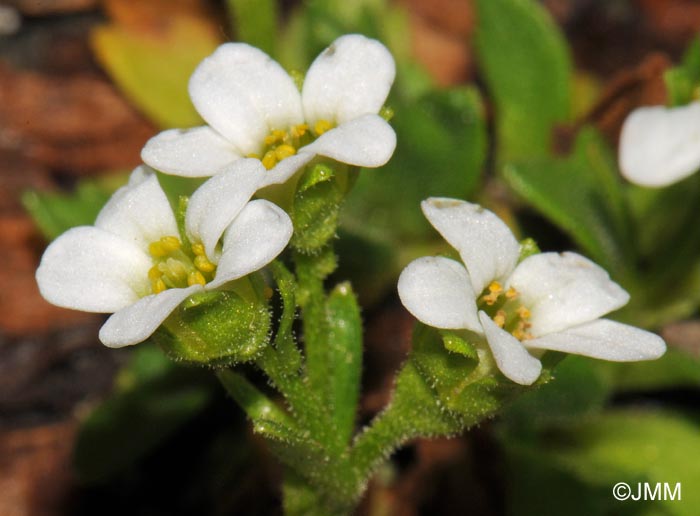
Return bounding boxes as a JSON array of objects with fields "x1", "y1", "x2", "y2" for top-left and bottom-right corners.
[
  {"x1": 148, "y1": 266, "x2": 162, "y2": 281},
  {"x1": 148, "y1": 241, "x2": 166, "y2": 257},
  {"x1": 191, "y1": 243, "x2": 205, "y2": 256},
  {"x1": 274, "y1": 144, "x2": 296, "y2": 160},
  {"x1": 505, "y1": 287, "x2": 518, "y2": 299},
  {"x1": 262, "y1": 150, "x2": 277, "y2": 170},
  {"x1": 246, "y1": 152, "x2": 260, "y2": 159},
  {"x1": 493, "y1": 310, "x2": 507, "y2": 328},
  {"x1": 160, "y1": 236, "x2": 181, "y2": 252},
  {"x1": 314, "y1": 119, "x2": 333, "y2": 136},
  {"x1": 488, "y1": 281, "x2": 503, "y2": 293},
  {"x1": 264, "y1": 129, "x2": 287, "y2": 145},
  {"x1": 151, "y1": 278, "x2": 166, "y2": 294},
  {"x1": 194, "y1": 255, "x2": 215, "y2": 273},
  {"x1": 517, "y1": 306, "x2": 531, "y2": 319},
  {"x1": 291, "y1": 123, "x2": 308, "y2": 138},
  {"x1": 188, "y1": 271, "x2": 207, "y2": 286}
]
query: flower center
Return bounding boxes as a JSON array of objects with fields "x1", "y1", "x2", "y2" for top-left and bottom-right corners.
[
  {"x1": 147, "y1": 236, "x2": 217, "y2": 294},
  {"x1": 477, "y1": 281, "x2": 533, "y2": 341},
  {"x1": 248, "y1": 119, "x2": 335, "y2": 170}
]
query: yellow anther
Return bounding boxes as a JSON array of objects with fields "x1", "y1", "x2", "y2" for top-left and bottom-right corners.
[
  {"x1": 264, "y1": 129, "x2": 287, "y2": 145},
  {"x1": 517, "y1": 306, "x2": 531, "y2": 319},
  {"x1": 291, "y1": 123, "x2": 308, "y2": 138},
  {"x1": 187, "y1": 270, "x2": 207, "y2": 286},
  {"x1": 148, "y1": 266, "x2": 162, "y2": 281},
  {"x1": 191, "y1": 243, "x2": 206, "y2": 256},
  {"x1": 262, "y1": 150, "x2": 277, "y2": 170},
  {"x1": 160, "y1": 236, "x2": 181, "y2": 252},
  {"x1": 246, "y1": 153, "x2": 261, "y2": 159},
  {"x1": 161, "y1": 258, "x2": 187, "y2": 282},
  {"x1": 148, "y1": 241, "x2": 167, "y2": 257},
  {"x1": 488, "y1": 281, "x2": 503, "y2": 293},
  {"x1": 314, "y1": 119, "x2": 333, "y2": 135},
  {"x1": 151, "y1": 278, "x2": 166, "y2": 294},
  {"x1": 194, "y1": 255, "x2": 215, "y2": 273},
  {"x1": 493, "y1": 310, "x2": 506, "y2": 328},
  {"x1": 512, "y1": 328, "x2": 525, "y2": 340},
  {"x1": 505, "y1": 287, "x2": 518, "y2": 299},
  {"x1": 274, "y1": 144, "x2": 296, "y2": 160}
]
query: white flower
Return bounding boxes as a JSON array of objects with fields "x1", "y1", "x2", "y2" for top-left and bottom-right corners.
[
  {"x1": 619, "y1": 101, "x2": 700, "y2": 187},
  {"x1": 141, "y1": 34, "x2": 397, "y2": 187},
  {"x1": 398, "y1": 198, "x2": 666, "y2": 385},
  {"x1": 36, "y1": 159, "x2": 292, "y2": 348}
]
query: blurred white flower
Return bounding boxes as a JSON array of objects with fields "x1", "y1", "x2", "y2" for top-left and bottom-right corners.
[
  {"x1": 398, "y1": 198, "x2": 666, "y2": 385},
  {"x1": 619, "y1": 102, "x2": 700, "y2": 187},
  {"x1": 142, "y1": 34, "x2": 396, "y2": 187},
  {"x1": 36, "y1": 160, "x2": 292, "y2": 348}
]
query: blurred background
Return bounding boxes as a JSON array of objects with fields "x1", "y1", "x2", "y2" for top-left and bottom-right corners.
[{"x1": 1, "y1": 0, "x2": 699, "y2": 515}]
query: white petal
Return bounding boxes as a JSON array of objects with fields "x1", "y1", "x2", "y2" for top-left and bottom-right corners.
[
  {"x1": 302, "y1": 34, "x2": 396, "y2": 124},
  {"x1": 189, "y1": 43, "x2": 303, "y2": 155},
  {"x1": 509, "y1": 252, "x2": 630, "y2": 336},
  {"x1": 209, "y1": 200, "x2": 293, "y2": 288},
  {"x1": 36, "y1": 226, "x2": 151, "y2": 312},
  {"x1": 95, "y1": 168, "x2": 178, "y2": 252},
  {"x1": 301, "y1": 114, "x2": 396, "y2": 167},
  {"x1": 619, "y1": 102, "x2": 700, "y2": 187},
  {"x1": 479, "y1": 312, "x2": 542, "y2": 385},
  {"x1": 185, "y1": 159, "x2": 266, "y2": 260},
  {"x1": 99, "y1": 285, "x2": 202, "y2": 348},
  {"x1": 397, "y1": 256, "x2": 481, "y2": 332},
  {"x1": 525, "y1": 319, "x2": 666, "y2": 361},
  {"x1": 141, "y1": 126, "x2": 241, "y2": 178},
  {"x1": 259, "y1": 152, "x2": 315, "y2": 187},
  {"x1": 421, "y1": 198, "x2": 520, "y2": 295}
]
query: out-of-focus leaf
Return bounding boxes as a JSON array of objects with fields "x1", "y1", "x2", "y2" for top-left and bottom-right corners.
[
  {"x1": 599, "y1": 349, "x2": 700, "y2": 393},
  {"x1": 74, "y1": 344, "x2": 214, "y2": 483},
  {"x1": 91, "y1": 15, "x2": 220, "y2": 128},
  {"x1": 503, "y1": 355, "x2": 611, "y2": 430},
  {"x1": 474, "y1": 0, "x2": 571, "y2": 161},
  {"x1": 226, "y1": 0, "x2": 278, "y2": 55},
  {"x1": 503, "y1": 410, "x2": 700, "y2": 516},
  {"x1": 503, "y1": 127, "x2": 633, "y2": 277},
  {"x1": 343, "y1": 87, "x2": 486, "y2": 244},
  {"x1": 22, "y1": 174, "x2": 126, "y2": 240},
  {"x1": 665, "y1": 37, "x2": 700, "y2": 107}
]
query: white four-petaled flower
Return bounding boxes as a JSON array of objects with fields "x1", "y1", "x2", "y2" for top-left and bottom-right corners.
[
  {"x1": 36, "y1": 159, "x2": 292, "y2": 348},
  {"x1": 398, "y1": 198, "x2": 666, "y2": 385},
  {"x1": 142, "y1": 34, "x2": 397, "y2": 186},
  {"x1": 619, "y1": 101, "x2": 700, "y2": 187}
]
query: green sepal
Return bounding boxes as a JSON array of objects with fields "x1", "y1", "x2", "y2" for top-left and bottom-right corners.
[
  {"x1": 152, "y1": 289, "x2": 271, "y2": 367},
  {"x1": 441, "y1": 331, "x2": 478, "y2": 360},
  {"x1": 518, "y1": 237, "x2": 541, "y2": 262},
  {"x1": 291, "y1": 163, "x2": 344, "y2": 253}
]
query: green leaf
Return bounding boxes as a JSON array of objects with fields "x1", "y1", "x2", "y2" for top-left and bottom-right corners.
[
  {"x1": 91, "y1": 16, "x2": 219, "y2": 128},
  {"x1": 325, "y1": 282, "x2": 363, "y2": 451},
  {"x1": 343, "y1": 87, "x2": 486, "y2": 243},
  {"x1": 665, "y1": 36, "x2": 700, "y2": 107},
  {"x1": 503, "y1": 127, "x2": 633, "y2": 276},
  {"x1": 599, "y1": 349, "x2": 700, "y2": 393},
  {"x1": 474, "y1": 0, "x2": 571, "y2": 161},
  {"x1": 22, "y1": 174, "x2": 125, "y2": 240},
  {"x1": 226, "y1": 0, "x2": 278, "y2": 56},
  {"x1": 74, "y1": 344, "x2": 213, "y2": 483},
  {"x1": 503, "y1": 409, "x2": 700, "y2": 516},
  {"x1": 153, "y1": 289, "x2": 271, "y2": 367}
]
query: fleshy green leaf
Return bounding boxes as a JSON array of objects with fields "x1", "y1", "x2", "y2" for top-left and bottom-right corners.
[
  {"x1": 474, "y1": 0, "x2": 571, "y2": 161},
  {"x1": 325, "y1": 282, "x2": 363, "y2": 451},
  {"x1": 91, "y1": 16, "x2": 220, "y2": 128},
  {"x1": 74, "y1": 344, "x2": 214, "y2": 483}
]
